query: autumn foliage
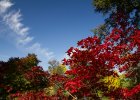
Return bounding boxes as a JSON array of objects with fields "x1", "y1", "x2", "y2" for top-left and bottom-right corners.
[
  {"x1": 63, "y1": 12, "x2": 140, "y2": 99},
  {"x1": 1, "y1": 4, "x2": 140, "y2": 100}
]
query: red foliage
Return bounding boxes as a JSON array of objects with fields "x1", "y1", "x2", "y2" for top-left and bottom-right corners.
[
  {"x1": 122, "y1": 84, "x2": 140, "y2": 98},
  {"x1": 10, "y1": 91, "x2": 49, "y2": 100},
  {"x1": 24, "y1": 66, "x2": 50, "y2": 91},
  {"x1": 2, "y1": 12, "x2": 140, "y2": 99},
  {"x1": 63, "y1": 12, "x2": 140, "y2": 99}
]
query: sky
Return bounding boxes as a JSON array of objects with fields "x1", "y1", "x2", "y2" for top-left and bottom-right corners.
[{"x1": 0, "y1": 0, "x2": 105, "y2": 70}]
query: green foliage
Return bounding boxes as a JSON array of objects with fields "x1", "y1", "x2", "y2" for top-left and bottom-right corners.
[
  {"x1": 0, "y1": 54, "x2": 49, "y2": 99},
  {"x1": 91, "y1": 24, "x2": 108, "y2": 39},
  {"x1": 121, "y1": 78, "x2": 134, "y2": 88},
  {"x1": 93, "y1": 0, "x2": 113, "y2": 14},
  {"x1": 93, "y1": 0, "x2": 140, "y2": 31},
  {"x1": 93, "y1": 0, "x2": 140, "y2": 14},
  {"x1": 10, "y1": 75, "x2": 31, "y2": 91}
]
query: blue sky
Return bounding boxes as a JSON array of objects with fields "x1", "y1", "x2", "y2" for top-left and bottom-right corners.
[{"x1": 0, "y1": 0, "x2": 105, "y2": 70}]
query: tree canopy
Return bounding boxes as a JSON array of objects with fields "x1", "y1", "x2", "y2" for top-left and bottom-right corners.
[{"x1": 1, "y1": 0, "x2": 140, "y2": 100}]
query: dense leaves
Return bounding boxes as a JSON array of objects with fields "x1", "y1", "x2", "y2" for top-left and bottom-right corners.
[
  {"x1": 63, "y1": 12, "x2": 140, "y2": 99},
  {"x1": 1, "y1": 1, "x2": 140, "y2": 99},
  {"x1": 92, "y1": 0, "x2": 140, "y2": 39},
  {"x1": 0, "y1": 54, "x2": 50, "y2": 99}
]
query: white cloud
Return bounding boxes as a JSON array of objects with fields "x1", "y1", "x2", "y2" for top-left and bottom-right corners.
[
  {"x1": 2, "y1": 10, "x2": 33, "y2": 46},
  {"x1": 17, "y1": 36, "x2": 34, "y2": 46},
  {"x1": 3, "y1": 10, "x2": 29, "y2": 36},
  {"x1": 0, "y1": 0, "x2": 54, "y2": 63},
  {"x1": 27, "y1": 43, "x2": 54, "y2": 59},
  {"x1": 0, "y1": 0, "x2": 13, "y2": 14}
]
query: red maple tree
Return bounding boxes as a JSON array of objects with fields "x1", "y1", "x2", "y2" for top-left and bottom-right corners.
[{"x1": 63, "y1": 12, "x2": 140, "y2": 99}]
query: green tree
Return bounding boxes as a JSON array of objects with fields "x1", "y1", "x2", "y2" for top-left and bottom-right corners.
[
  {"x1": 0, "y1": 54, "x2": 47, "y2": 99},
  {"x1": 92, "y1": 0, "x2": 140, "y2": 38},
  {"x1": 91, "y1": 24, "x2": 108, "y2": 40}
]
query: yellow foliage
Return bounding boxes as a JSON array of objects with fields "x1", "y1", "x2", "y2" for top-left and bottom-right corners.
[
  {"x1": 101, "y1": 75, "x2": 121, "y2": 90},
  {"x1": 49, "y1": 64, "x2": 67, "y2": 75},
  {"x1": 45, "y1": 86, "x2": 58, "y2": 96},
  {"x1": 56, "y1": 64, "x2": 67, "y2": 74}
]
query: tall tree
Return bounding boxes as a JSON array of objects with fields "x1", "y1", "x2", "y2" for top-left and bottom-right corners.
[
  {"x1": 92, "y1": 0, "x2": 140, "y2": 39},
  {"x1": 63, "y1": 12, "x2": 140, "y2": 99}
]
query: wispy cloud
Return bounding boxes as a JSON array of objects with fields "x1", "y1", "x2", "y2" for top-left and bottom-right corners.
[
  {"x1": 0, "y1": 0, "x2": 54, "y2": 63},
  {"x1": 3, "y1": 10, "x2": 33, "y2": 45},
  {"x1": 0, "y1": 0, "x2": 13, "y2": 14},
  {"x1": 3, "y1": 11, "x2": 29, "y2": 36},
  {"x1": 27, "y1": 43, "x2": 54, "y2": 59},
  {"x1": 17, "y1": 36, "x2": 33, "y2": 45}
]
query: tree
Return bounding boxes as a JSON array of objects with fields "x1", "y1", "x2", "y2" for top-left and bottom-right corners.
[
  {"x1": 93, "y1": 0, "x2": 140, "y2": 13},
  {"x1": 0, "y1": 54, "x2": 49, "y2": 99},
  {"x1": 92, "y1": 0, "x2": 140, "y2": 39},
  {"x1": 9, "y1": 66, "x2": 50, "y2": 99},
  {"x1": 48, "y1": 59, "x2": 67, "y2": 75},
  {"x1": 63, "y1": 12, "x2": 140, "y2": 99},
  {"x1": 93, "y1": 0, "x2": 140, "y2": 98},
  {"x1": 91, "y1": 24, "x2": 108, "y2": 40},
  {"x1": 47, "y1": 60, "x2": 69, "y2": 99},
  {"x1": 0, "y1": 55, "x2": 70, "y2": 99}
]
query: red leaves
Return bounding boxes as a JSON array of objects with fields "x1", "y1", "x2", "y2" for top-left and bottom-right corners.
[
  {"x1": 130, "y1": 30, "x2": 140, "y2": 48},
  {"x1": 3, "y1": 12, "x2": 140, "y2": 99},
  {"x1": 50, "y1": 74, "x2": 66, "y2": 84},
  {"x1": 64, "y1": 80, "x2": 83, "y2": 93},
  {"x1": 0, "y1": 84, "x2": 13, "y2": 94},
  {"x1": 24, "y1": 66, "x2": 49, "y2": 90},
  {"x1": 119, "y1": 65, "x2": 129, "y2": 73},
  {"x1": 77, "y1": 36, "x2": 100, "y2": 49},
  {"x1": 110, "y1": 29, "x2": 121, "y2": 41},
  {"x1": 24, "y1": 66, "x2": 47, "y2": 81},
  {"x1": 65, "y1": 69, "x2": 77, "y2": 75},
  {"x1": 10, "y1": 91, "x2": 49, "y2": 100},
  {"x1": 63, "y1": 13, "x2": 140, "y2": 99},
  {"x1": 122, "y1": 84, "x2": 140, "y2": 98},
  {"x1": 66, "y1": 47, "x2": 74, "y2": 56}
]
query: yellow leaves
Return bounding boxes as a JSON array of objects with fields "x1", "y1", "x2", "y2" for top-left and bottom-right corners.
[
  {"x1": 49, "y1": 64, "x2": 67, "y2": 75},
  {"x1": 97, "y1": 90, "x2": 103, "y2": 97},
  {"x1": 101, "y1": 75, "x2": 121, "y2": 90},
  {"x1": 100, "y1": 74, "x2": 133, "y2": 93},
  {"x1": 45, "y1": 86, "x2": 57, "y2": 96},
  {"x1": 56, "y1": 64, "x2": 67, "y2": 74}
]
